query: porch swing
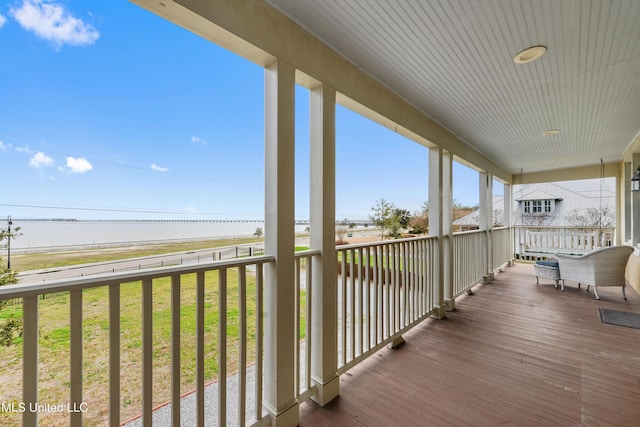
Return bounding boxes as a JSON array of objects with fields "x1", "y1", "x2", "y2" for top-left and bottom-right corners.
[{"x1": 522, "y1": 159, "x2": 609, "y2": 258}]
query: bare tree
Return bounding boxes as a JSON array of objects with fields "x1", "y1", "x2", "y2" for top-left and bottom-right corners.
[
  {"x1": 565, "y1": 205, "x2": 615, "y2": 245},
  {"x1": 565, "y1": 205, "x2": 615, "y2": 229},
  {"x1": 335, "y1": 222, "x2": 350, "y2": 244},
  {"x1": 493, "y1": 208, "x2": 504, "y2": 227}
]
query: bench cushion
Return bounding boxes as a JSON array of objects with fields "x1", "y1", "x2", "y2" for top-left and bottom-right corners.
[
  {"x1": 535, "y1": 260, "x2": 559, "y2": 268},
  {"x1": 534, "y1": 261, "x2": 561, "y2": 283}
]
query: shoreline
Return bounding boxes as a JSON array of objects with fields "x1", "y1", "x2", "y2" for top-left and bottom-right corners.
[
  {"x1": 11, "y1": 233, "x2": 267, "y2": 255},
  {"x1": 12, "y1": 226, "x2": 380, "y2": 255}
]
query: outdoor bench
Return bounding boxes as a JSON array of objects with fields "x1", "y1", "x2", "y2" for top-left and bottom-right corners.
[{"x1": 520, "y1": 230, "x2": 598, "y2": 258}]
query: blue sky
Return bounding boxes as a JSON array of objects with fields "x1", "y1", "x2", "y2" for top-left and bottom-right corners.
[{"x1": 0, "y1": 0, "x2": 484, "y2": 221}]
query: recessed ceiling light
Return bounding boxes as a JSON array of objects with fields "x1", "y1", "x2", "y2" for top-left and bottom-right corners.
[
  {"x1": 513, "y1": 45, "x2": 547, "y2": 64},
  {"x1": 542, "y1": 129, "x2": 560, "y2": 136}
]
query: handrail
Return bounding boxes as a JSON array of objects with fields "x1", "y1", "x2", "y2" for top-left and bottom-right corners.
[
  {"x1": 512, "y1": 225, "x2": 615, "y2": 230},
  {"x1": 336, "y1": 234, "x2": 436, "y2": 251},
  {"x1": 453, "y1": 228, "x2": 488, "y2": 236},
  {"x1": 295, "y1": 248, "x2": 321, "y2": 257},
  {"x1": 0, "y1": 255, "x2": 275, "y2": 300}
]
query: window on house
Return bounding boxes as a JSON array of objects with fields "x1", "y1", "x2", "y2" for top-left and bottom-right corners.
[
  {"x1": 533, "y1": 200, "x2": 542, "y2": 213},
  {"x1": 523, "y1": 199, "x2": 554, "y2": 214}
]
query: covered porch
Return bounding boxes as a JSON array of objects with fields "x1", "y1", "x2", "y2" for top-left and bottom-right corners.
[
  {"x1": 2, "y1": 229, "x2": 639, "y2": 426},
  {"x1": 300, "y1": 262, "x2": 640, "y2": 426},
  {"x1": 3, "y1": 0, "x2": 640, "y2": 426}
]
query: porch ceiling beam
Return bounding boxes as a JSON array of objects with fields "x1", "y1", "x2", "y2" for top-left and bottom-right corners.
[
  {"x1": 514, "y1": 162, "x2": 619, "y2": 184},
  {"x1": 131, "y1": 0, "x2": 511, "y2": 182}
]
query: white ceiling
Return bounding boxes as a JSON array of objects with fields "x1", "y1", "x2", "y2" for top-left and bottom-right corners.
[{"x1": 265, "y1": 0, "x2": 640, "y2": 174}]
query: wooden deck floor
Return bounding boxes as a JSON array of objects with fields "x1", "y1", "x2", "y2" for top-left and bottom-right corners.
[{"x1": 299, "y1": 263, "x2": 640, "y2": 426}]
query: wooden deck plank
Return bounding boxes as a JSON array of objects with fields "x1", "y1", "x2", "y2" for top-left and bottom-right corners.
[{"x1": 300, "y1": 263, "x2": 640, "y2": 426}]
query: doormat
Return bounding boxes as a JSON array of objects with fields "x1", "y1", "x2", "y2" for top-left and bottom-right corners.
[{"x1": 599, "y1": 308, "x2": 640, "y2": 329}]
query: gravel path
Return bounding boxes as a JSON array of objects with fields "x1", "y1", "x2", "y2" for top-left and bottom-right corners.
[
  {"x1": 122, "y1": 344, "x2": 311, "y2": 427},
  {"x1": 123, "y1": 366, "x2": 258, "y2": 427}
]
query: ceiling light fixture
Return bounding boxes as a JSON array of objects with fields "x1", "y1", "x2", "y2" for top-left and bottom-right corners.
[
  {"x1": 513, "y1": 45, "x2": 547, "y2": 64},
  {"x1": 542, "y1": 129, "x2": 560, "y2": 136}
]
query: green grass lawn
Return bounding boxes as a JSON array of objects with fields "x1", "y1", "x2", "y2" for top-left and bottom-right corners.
[
  {"x1": 337, "y1": 249, "x2": 398, "y2": 268},
  {"x1": 0, "y1": 267, "x2": 307, "y2": 426}
]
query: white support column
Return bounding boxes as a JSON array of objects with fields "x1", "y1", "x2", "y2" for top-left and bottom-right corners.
[
  {"x1": 615, "y1": 172, "x2": 622, "y2": 246},
  {"x1": 632, "y1": 154, "x2": 640, "y2": 247},
  {"x1": 442, "y1": 151, "x2": 454, "y2": 311},
  {"x1": 479, "y1": 172, "x2": 494, "y2": 281},
  {"x1": 624, "y1": 162, "x2": 631, "y2": 244},
  {"x1": 309, "y1": 84, "x2": 340, "y2": 406},
  {"x1": 264, "y1": 59, "x2": 298, "y2": 427},
  {"x1": 429, "y1": 147, "x2": 446, "y2": 318},
  {"x1": 504, "y1": 184, "x2": 514, "y2": 266}
]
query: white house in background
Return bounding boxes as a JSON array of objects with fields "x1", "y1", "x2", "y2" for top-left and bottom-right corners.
[{"x1": 454, "y1": 180, "x2": 616, "y2": 230}]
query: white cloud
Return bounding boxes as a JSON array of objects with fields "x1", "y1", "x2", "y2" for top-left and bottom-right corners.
[
  {"x1": 10, "y1": 0, "x2": 99, "y2": 48},
  {"x1": 15, "y1": 145, "x2": 34, "y2": 154},
  {"x1": 29, "y1": 151, "x2": 54, "y2": 168},
  {"x1": 151, "y1": 163, "x2": 168, "y2": 172},
  {"x1": 0, "y1": 14, "x2": 6, "y2": 28},
  {"x1": 0, "y1": 141, "x2": 11, "y2": 151},
  {"x1": 191, "y1": 136, "x2": 208, "y2": 146},
  {"x1": 64, "y1": 156, "x2": 92, "y2": 173}
]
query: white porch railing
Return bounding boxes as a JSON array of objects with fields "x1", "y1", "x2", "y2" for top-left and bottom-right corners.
[
  {"x1": 293, "y1": 249, "x2": 319, "y2": 402},
  {"x1": 0, "y1": 256, "x2": 273, "y2": 427},
  {"x1": 335, "y1": 236, "x2": 438, "y2": 373},
  {"x1": 452, "y1": 230, "x2": 488, "y2": 297},
  {"x1": 0, "y1": 232, "x2": 514, "y2": 426},
  {"x1": 492, "y1": 227, "x2": 512, "y2": 271},
  {"x1": 513, "y1": 226, "x2": 616, "y2": 258}
]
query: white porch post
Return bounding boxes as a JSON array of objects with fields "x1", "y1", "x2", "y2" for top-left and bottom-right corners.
[
  {"x1": 633, "y1": 154, "x2": 640, "y2": 247},
  {"x1": 429, "y1": 147, "x2": 448, "y2": 318},
  {"x1": 309, "y1": 84, "x2": 340, "y2": 405},
  {"x1": 479, "y1": 172, "x2": 494, "y2": 281},
  {"x1": 624, "y1": 162, "x2": 631, "y2": 244},
  {"x1": 442, "y1": 151, "x2": 454, "y2": 311},
  {"x1": 504, "y1": 184, "x2": 514, "y2": 266},
  {"x1": 264, "y1": 59, "x2": 298, "y2": 426}
]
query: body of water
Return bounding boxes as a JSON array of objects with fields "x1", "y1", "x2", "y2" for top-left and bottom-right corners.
[{"x1": 8, "y1": 219, "x2": 308, "y2": 251}]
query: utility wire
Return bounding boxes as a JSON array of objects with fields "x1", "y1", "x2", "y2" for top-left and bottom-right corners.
[{"x1": 0, "y1": 203, "x2": 263, "y2": 217}]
